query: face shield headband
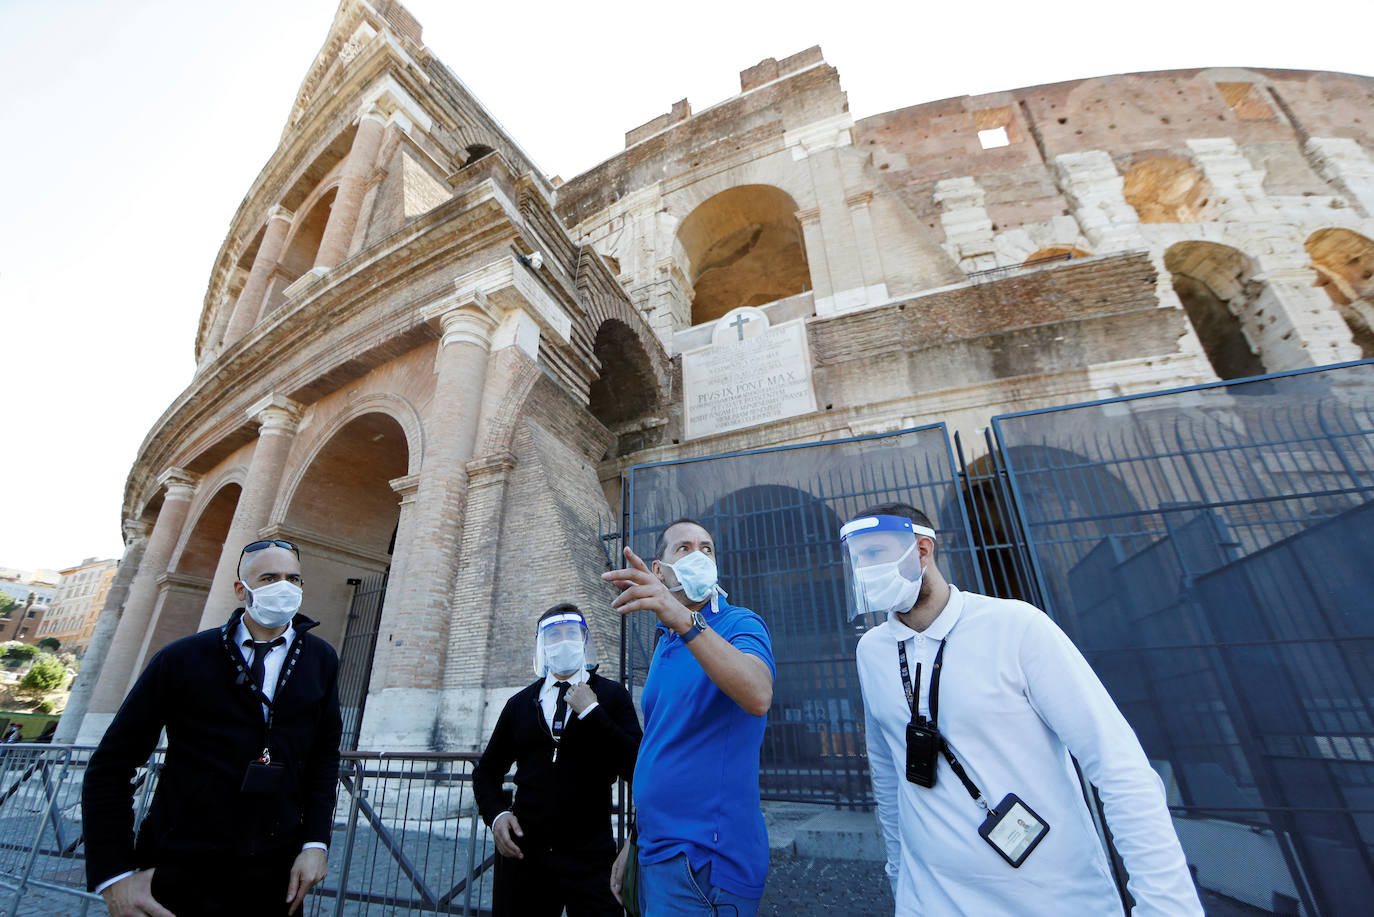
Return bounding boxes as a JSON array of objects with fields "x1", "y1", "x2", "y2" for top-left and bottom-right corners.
[
  {"x1": 839, "y1": 515, "x2": 937, "y2": 620},
  {"x1": 533, "y1": 611, "x2": 590, "y2": 678}
]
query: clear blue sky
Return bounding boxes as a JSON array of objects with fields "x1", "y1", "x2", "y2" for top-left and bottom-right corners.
[{"x1": 1, "y1": 0, "x2": 1369, "y2": 572}]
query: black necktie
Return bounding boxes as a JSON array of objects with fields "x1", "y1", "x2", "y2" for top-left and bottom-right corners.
[
  {"x1": 246, "y1": 637, "x2": 286, "y2": 695},
  {"x1": 552, "y1": 681, "x2": 571, "y2": 740}
]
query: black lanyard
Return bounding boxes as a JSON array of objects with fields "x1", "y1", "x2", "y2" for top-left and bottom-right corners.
[{"x1": 897, "y1": 637, "x2": 988, "y2": 810}]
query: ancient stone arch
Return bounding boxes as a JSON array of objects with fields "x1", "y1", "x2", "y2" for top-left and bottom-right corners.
[
  {"x1": 1122, "y1": 156, "x2": 1214, "y2": 224},
  {"x1": 143, "y1": 481, "x2": 244, "y2": 661},
  {"x1": 1164, "y1": 241, "x2": 1266, "y2": 380},
  {"x1": 274, "y1": 394, "x2": 424, "y2": 527},
  {"x1": 675, "y1": 185, "x2": 811, "y2": 325},
  {"x1": 278, "y1": 188, "x2": 339, "y2": 280},
  {"x1": 1307, "y1": 228, "x2": 1374, "y2": 358},
  {"x1": 574, "y1": 247, "x2": 671, "y2": 402}
]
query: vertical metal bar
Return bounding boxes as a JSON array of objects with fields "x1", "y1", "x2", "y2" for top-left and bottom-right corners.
[
  {"x1": 331, "y1": 759, "x2": 363, "y2": 917},
  {"x1": 462, "y1": 791, "x2": 481, "y2": 915}
]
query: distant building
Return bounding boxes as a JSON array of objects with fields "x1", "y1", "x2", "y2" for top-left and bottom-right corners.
[
  {"x1": 36, "y1": 558, "x2": 118, "y2": 654},
  {"x1": 0, "y1": 579, "x2": 56, "y2": 609},
  {"x1": 0, "y1": 592, "x2": 49, "y2": 643}
]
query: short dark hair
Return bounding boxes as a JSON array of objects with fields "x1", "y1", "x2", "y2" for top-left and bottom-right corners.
[
  {"x1": 538, "y1": 602, "x2": 583, "y2": 625},
  {"x1": 654, "y1": 518, "x2": 712, "y2": 560},
  {"x1": 854, "y1": 502, "x2": 936, "y2": 533}
]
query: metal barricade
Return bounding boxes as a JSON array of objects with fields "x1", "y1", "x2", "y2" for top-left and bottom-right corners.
[{"x1": 0, "y1": 747, "x2": 499, "y2": 917}]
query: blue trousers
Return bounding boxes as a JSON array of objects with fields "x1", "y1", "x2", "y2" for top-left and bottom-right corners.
[{"x1": 637, "y1": 852, "x2": 761, "y2": 917}]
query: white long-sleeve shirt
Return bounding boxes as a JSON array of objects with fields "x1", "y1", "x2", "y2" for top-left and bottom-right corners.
[{"x1": 856, "y1": 586, "x2": 1202, "y2": 916}]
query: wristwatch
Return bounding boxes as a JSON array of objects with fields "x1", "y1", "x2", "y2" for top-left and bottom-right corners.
[{"x1": 680, "y1": 610, "x2": 709, "y2": 644}]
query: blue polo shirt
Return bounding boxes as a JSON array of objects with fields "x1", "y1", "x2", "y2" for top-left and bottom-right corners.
[{"x1": 633, "y1": 596, "x2": 775, "y2": 898}]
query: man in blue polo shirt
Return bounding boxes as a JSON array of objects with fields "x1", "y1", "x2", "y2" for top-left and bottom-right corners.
[{"x1": 603, "y1": 518, "x2": 775, "y2": 917}]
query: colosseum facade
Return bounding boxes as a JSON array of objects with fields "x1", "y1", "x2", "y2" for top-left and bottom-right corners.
[{"x1": 64, "y1": 0, "x2": 1374, "y2": 753}]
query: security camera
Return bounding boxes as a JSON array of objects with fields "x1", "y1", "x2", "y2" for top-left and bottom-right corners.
[{"x1": 527, "y1": 251, "x2": 544, "y2": 270}]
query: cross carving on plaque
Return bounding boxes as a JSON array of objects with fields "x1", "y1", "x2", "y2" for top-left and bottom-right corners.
[{"x1": 729, "y1": 312, "x2": 754, "y2": 341}]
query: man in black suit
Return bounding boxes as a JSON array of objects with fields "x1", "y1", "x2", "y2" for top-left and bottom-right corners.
[
  {"x1": 82, "y1": 539, "x2": 342, "y2": 917},
  {"x1": 473, "y1": 603, "x2": 642, "y2": 917}
]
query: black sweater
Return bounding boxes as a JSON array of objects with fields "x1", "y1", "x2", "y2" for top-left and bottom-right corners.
[
  {"x1": 82, "y1": 609, "x2": 342, "y2": 889},
  {"x1": 472, "y1": 671, "x2": 641, "y2": 851}
]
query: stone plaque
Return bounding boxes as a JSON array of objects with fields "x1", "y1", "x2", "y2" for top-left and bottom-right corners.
[{"x1": 682, "y1": 309, "x2": 818, "y2": 440}]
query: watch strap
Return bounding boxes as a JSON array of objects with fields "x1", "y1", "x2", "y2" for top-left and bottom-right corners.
[{"x1": 680, "y1": 610, "x2": 709, "y2": 644}]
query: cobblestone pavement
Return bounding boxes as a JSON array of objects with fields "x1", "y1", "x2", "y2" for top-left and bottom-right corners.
[{"x1": 760, "y1": 848, "x2": 893, "y2": 916}]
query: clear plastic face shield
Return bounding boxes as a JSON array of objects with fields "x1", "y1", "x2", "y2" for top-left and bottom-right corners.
[
  {"x1": 533, "y1": 611, "x2": 598, "y2": 678},
  {"x1": 839, "y1": 515, "x2": 937, "y2": 620}
]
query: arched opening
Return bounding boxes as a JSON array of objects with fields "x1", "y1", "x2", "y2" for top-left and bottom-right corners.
[
  {"x1": 676, "y1": 185, "x2": 810, "y2": 326},
  {"x1": 1165, "y1": 242, "x2": 1266, "y2": 380},
  {"x1": 464, "y1": 144, "x2": 494, "y2": 165},
  {"x1": 150, "y1": 483, "x2": 242, "y2": 658},
  {"x1": 1306, "y1": 228, "x2": 1374, "y2": 359},
  {"x1": 263, "y1": 188, "x2": 337, "y2": 316},
  {"x1": 1123, "y1": 157, "x2": 1214, "y2": 224},
  {"x1": 589, "y1": 319, "x2": 661, "y2": 459},
  {"x1": 282, "y1": 412, "x2": 408, "y2": 748},
  {"x1": 1023, "y1": 246, "x2": 1091, "y2": 267}
]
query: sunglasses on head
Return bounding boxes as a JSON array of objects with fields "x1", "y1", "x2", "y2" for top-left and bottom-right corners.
[
  {"x1": 237, "y1": 539, "x2": 300, "y2": 578},
  {"x1": 241, "y1": 539, "x2": 299, "y2": 557}
]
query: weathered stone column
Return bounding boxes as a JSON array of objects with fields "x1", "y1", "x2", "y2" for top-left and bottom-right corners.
[
  {"x1": 358, "y1": 298, "x2": 500, "y2": 749},
  {"x1": 61, "y1": 519, "x2": 150, "y2": 744},
  {"x1": 83, "y1": 469, "x2": 199, "y2": 734},
  {"x1": 222, "y1": 206, "x2": 294, "y2": 345},
  {"x1": 314, "y1": 108, "x2": 387, "y2": 270},
  {"x1": 197, "y1": 395, "x2": 304, "y2": 631}
]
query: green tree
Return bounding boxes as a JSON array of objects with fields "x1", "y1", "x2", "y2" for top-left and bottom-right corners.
[
  {"x1": 3, "y1": 644, "x2": 39, "y2": 667},
  {"x1": 0, "y1": 594, "x2": 15, "y2": 616},
  {"x1": 20, "y1": 655, "x2": 67, "y2": 694},
  {"x1": 37, "y1": 637, "x2": 60, "y2": 653}
]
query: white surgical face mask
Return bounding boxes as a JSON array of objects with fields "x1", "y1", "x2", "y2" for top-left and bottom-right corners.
[
  {"x1": 664, "y1": 550, "x2": 720, "y2": 604},
  {"x1": 244, "y1": 580, "x2": 302, "y2": 629},
  {"x1": 854, "y1": 542, "x2": 923, "y2": 616},
  {"x1": 544, "y1": 640, "x2": 586, "y2": 677}
]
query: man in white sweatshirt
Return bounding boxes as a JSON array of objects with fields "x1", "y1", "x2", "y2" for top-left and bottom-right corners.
[{"x1": 840, "y1": 502, "x2": 1202, "y2": 916}]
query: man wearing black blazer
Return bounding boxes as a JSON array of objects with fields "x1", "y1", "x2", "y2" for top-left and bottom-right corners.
[
  {"x1": 473, "y1": 603, "x2": 642, "y2": 917},
  {"x1": 82, "y1": 539, "x2": 342, "y2": 917}
]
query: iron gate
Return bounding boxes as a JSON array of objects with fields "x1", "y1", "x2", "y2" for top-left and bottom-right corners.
[
  {"x1": 338, "y1": 572, "x2": 387, "y2": 751},
  {"x1": 623, "y1": 425, "x2": 983, "y2": 806},
  {"x1": 618, "y1": 359, "x2": 1374, "y2": 915}
]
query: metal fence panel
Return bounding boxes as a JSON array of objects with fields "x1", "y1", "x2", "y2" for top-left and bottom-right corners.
[
  {"x1": 993, "y1": 359, "x2": 1374, "y2": 917},
  {"x1": 625, "y1": 425, "x2": 982, "y2": 806},
  {"x1": 0, "y1": 749, "x2": 497, "y2": 917}
]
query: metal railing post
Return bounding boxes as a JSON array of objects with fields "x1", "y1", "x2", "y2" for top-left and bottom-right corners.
[
  {"x1": 462, "y1": 805, "x2": 481, "y2": 916},
  {"x1": 330, "y1": 759, "x2": 363, "y2": 917}
]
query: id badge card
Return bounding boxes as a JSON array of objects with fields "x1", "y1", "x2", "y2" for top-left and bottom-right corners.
[
  {"x1": 978, "y1": 793, "x2": 1049, "y2": 868},
  {"x1": 241, "y1": 760, "x2": 286, "y2": 794}
]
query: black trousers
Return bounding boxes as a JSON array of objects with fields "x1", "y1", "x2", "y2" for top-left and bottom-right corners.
[
  {"x1": 493, "y1": 843, "x2": 623, "y2": 917},
  {"x1": 149, "y1": 850, "x2": 299, "y2": 917}
]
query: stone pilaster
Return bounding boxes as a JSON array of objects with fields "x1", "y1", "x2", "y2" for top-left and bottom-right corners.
[
  {"x1": 197, "y1": 395, "x2": 305, "y2": 631},
  {"x1": 84, "y1": 470, "x2": 199, "y2": 729},
  {"x1": 314, "y1": 108, "x2": 387, "y2": 270},
  {"x1": 222, "y1": 206, "x2": 294, "y2": 346},
  {"x1": 1247, "y1": 253, "x2": 1364, "y2": 369},
  {"x1": 846, "y1": 189, "x2": 889, "y2": 303},
  {"x1": 62, "y1": 519, "x2": 150, "y2": 744},
  {"x1": 1054, "y1": 151, "x2": 1149, "y2": 253},
  {"x1": 357, "y1": 298, "x2": 501, "y2": 749},
  {"x1": 1186, "y1": 138, "x2": 1271, "y2": 218},
  {"x1": 934, "y1": 177, "x2": 997, "y2": 272}
]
